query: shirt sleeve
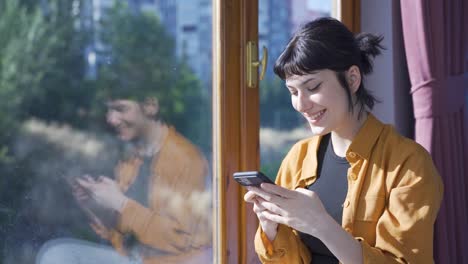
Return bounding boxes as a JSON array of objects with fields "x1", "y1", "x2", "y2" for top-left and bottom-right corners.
[
  {"x1": 357, "y1": 146, "x2": 444, "y2": 263},
  {"x1": 254, "y1": 224, "x2": 311, "y2": 263},
  {"x1": 253, "y1": 140, "x2": 315, "y2": 263}
]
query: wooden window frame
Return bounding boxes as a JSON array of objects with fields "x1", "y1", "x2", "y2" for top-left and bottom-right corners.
[
  {"x1": 213, "y1": 0, "x2": 259, "y2": 263},
  {"x1": 338, "y1": 0, "x2": 361, "y2": 33}
]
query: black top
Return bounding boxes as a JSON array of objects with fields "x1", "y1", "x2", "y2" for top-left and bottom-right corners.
[
  {"x1": 126, "y1": 155, "x2": 153, "y2": 207},
  {"x1": 298, "y1": 134, "x2": 350, "y2": 264},
  {"x1": 123, "y1": 156, "x2": 152, "y2": 250}
]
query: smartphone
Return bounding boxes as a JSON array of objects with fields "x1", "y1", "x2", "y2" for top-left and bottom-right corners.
[{"x1": 233, "y1": 171, "x2": 275, "y2": 187}]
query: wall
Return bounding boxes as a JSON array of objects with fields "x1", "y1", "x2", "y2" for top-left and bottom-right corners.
[{"x1": 360, "y1": 0, "x2": 413, "y2": 137}]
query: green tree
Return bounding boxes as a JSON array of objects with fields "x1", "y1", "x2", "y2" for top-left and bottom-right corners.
[
  {"x1": 0, "y1": 0, "x2": 58, "y2": 163},
  {"x1": 94, "y1": 3, "x2": 210, "y2": 149},
  {"x1": 0, "y1": 1, "x2": 59, "y2": 261},
  {"x1": 0, "y1": 2, "x2": 211, "y2": 262},
  {"x1": 21, "y1": 0, "x2": 93, "y2": 128}
]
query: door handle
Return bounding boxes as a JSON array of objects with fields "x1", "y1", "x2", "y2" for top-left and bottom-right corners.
[{"x1": 246, "y1": 41, "x2": 268, "y2": 88}]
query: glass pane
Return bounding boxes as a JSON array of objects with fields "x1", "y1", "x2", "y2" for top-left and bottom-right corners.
[
  {"x1": 0, "y1": 0, "x2": 213, "y2": 263},
  {"x1": 259, "y1": 0, "x2": 333, "y2": 180}
]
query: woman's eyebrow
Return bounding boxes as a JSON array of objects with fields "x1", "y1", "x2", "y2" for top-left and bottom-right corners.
[
  {"x1": 286, "y1": 72, "x2": 320, "y2": 88},
  {"x1": 286, "y1": 77, "x2": 316, "y2": 88},
  {"x1": 300, "y1": 77, "x2": 316, "y2": 85}
]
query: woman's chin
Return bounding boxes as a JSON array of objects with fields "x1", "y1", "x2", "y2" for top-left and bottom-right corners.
[
  {"x1": 308, "y1": 124, "x2": 330, "y2": 136},
  {"x1": 118, "y1": 133, "x2": 135, "y2": 142}
]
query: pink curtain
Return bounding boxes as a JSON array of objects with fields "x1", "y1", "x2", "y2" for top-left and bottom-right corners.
[{"x1": 400, "y1": 0, "x2": 468, "y2": 263}]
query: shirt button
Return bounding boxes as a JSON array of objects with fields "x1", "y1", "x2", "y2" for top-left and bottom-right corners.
[
  {"x1": 349, "y1": 173, "x2": 358, "y2": 181},
  {"x1": 347, "y1": 152, "x2": 356, "y2": 158},
  {"x1": 343, "y1": 200, "x2": 350, "y2": 208}
]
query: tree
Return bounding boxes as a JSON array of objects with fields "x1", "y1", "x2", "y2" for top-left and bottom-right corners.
[
  {"x1": 0, "y1": 2, "x2": 211, "y2": 262},
  {"x1": 0, "y1": 0, "x2": 57, "y2": 162},
  {"x1": 20, "y1": 0, "x2": 93, "y2": 128},
  {"x1": 93, "y1": 2, "x2": 210, "y2": 149},
  {"x1": 0, "y1": 0, "x2": 59, "y2": 262}
]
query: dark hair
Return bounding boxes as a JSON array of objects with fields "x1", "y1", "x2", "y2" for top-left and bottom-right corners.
[{"x1": 274, "y1": 17, "x2": 384, "y2": 116}]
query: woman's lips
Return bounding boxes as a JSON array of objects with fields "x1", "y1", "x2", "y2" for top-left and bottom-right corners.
[{"x1": 304, "y1": 109, "x2": 326, "y2": 123}]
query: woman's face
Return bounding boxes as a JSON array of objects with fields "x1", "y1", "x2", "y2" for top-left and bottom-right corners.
[
  {"x1": 285, "y1": 70, "x2": 353, "y2": 136},
  {"x1": 106, "y1": 100, "x2": 148, "y2": 142}
]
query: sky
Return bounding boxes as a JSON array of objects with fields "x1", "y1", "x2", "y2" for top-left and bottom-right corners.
[{"x1": 307, "y1": 0, "x2": 332, "y2": 13}]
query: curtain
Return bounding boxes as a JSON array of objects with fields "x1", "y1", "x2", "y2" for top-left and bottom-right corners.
[{"x1": 400, "y1": 0, "x2": 468, "y2": 263}]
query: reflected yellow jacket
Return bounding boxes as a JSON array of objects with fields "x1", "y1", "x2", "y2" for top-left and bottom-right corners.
[
  {"x1": 255, "y1": 114, "x2": 443, "y2": 264},
  {"x1": 94, "y1": 127, "x2": 211, "y2": 264}
]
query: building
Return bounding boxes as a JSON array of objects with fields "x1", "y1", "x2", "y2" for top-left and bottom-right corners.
[
  {"x1": 258, "y1": 0, "x2": 291, "y2": 79},
  {"x1": 157, "y1": 0, "x2": 212, "y2": 90},
  {"x1": 80, "y1": 0, "x2": 212, "y2": 91}
]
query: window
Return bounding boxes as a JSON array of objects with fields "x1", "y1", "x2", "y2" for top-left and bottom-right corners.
[
  {"x1": 0, "y1": 0, "x2": 213, "y2": 263},
  {"x1": 0, "y1": 0, "x2": 357, "y2": 263}
]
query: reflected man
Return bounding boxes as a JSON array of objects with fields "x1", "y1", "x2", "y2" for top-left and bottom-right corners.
[{"x1": 37, "y1": 97, "x2": 212, "y2": 264}]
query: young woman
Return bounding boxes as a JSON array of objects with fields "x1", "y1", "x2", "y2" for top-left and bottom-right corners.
[
  {"x1": 36, "y1": 97, "x2": 212, "y2": 264},
  {"x1": 244, "y1": 18, "x2": 443, "y2": 264}
]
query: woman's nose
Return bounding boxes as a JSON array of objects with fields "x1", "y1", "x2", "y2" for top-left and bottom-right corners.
[
  {"x1": 106, "y1": 111, "x2": 120, "y2": 126},
  {"x1": 296, "y1": 92, "x2": 313, "y2": 112}
]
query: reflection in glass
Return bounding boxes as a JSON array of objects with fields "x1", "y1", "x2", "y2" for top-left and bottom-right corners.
[
  {"x1": 259, "y1": 0, "x2": 332, "y2": 179},
  {"x1": 0, "y1": 1, "x2": 212, "y2": 263}
]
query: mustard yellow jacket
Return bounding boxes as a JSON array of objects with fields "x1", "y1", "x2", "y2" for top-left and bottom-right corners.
[
  {"x1": 94, "y1": 127, "x2": 211, "y2": 264},
  {"x1": 255, "y1": 114, "x2": 443, "y2": 264}
]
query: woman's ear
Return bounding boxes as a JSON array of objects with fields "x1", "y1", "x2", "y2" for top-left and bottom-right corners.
[
  {"x1": 142, "y1": 97, "x2": 159, "y2": 117},
  {"x1": 346, "y1": 65, "x2": 361, "y2": 94}
]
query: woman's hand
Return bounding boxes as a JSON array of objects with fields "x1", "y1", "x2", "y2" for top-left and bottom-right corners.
[
  {"x1": 245, "y1": 188, "x2": 279, "y2": 241},
  {"x1": 247, "y1": 183, "x2": 333, "y2": 239},
  {"x1": 70, "y1": 174, "x2": 94, "y2": 208},
  {"x1": 76, "y1": 176, "x2": 128, "y2": 212}
]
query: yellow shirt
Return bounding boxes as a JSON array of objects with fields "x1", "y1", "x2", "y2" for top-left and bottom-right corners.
[
  {"x1": 254, "y1": 114, "x2": 443, "y2": 264},
  {"x1": 93, "y1": 127, "x2": 212, "y2": 264}
]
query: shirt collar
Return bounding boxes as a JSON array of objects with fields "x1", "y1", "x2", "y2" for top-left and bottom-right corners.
[
  {"x1": 346, "y1": 113, "x2": 384, "y2": 160},
  {"x1": 298, "y1": 113, "x2": 384, "y2": 188}
]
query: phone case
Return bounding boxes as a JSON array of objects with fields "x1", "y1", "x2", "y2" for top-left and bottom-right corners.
[{"x1": 233, "y1": 171, "x2": 274, "y2": 186}]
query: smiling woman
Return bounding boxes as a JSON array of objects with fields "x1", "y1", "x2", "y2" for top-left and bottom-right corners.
[
  {"x1": 245, "y1": 17, "x2": 443, "y2": 264},
  {"x1": 36, "y1": 95, "x2": 212, "y2": 264}
]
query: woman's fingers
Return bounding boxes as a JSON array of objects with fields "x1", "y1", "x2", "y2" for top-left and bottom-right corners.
[
  {"x1": 75, "y1": 191, "x2": 89, "y2": 201},
  {"x1": 260, "y1": 210, "x2": 287, "y2": 225},
  {"x1": 252, "y1": 200, "x2": 266, "y2": 214},
  {"x1": 247, "y1": 186, "x2": 284, "y2": 204},
  {"x1": 244, "y1": 191, "x2": 257, "y2": 203},
  {"x1": 76, "y1": 178, "x2": 94, "y2": 190},
  {"x1": 257, "y1": 197, "x2": 285, "y2": 216},
  {"x1": 83, "y1": 175, "x2": 96, "y2": 184},
  {"x1": 253, "y1": 197, "x2": 285, "y2": 217},
  {"x1": 98, "y1": 176, "x2": 113, "y2": 184},
  {"x1": 260, "y1": 183, "x2": 296, "y2": 199},
  {"x1": 247, "y1": 189, "x2": 288, "y2": 216}
]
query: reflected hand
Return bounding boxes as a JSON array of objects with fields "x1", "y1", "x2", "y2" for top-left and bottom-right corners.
[
  {"x1": 247, "y1": 183, "x2": 332, "y2": 238},
  {"x1": 245, "y1": 187, "x2": 279, "y2": 241},
  {"x1": 76, "y1": 176, "x2": 128, "y2": 212},
  {"x1": 70, "y1": 174, "x2": 94, "y2": 209},
  {"x1": 71, "y1": 175, "x2": 111, "y2": 236}
]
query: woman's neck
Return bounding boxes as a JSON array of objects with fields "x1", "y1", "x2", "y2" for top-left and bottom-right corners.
[
  {"x1": 136, "y1": 120, "x2": 168, "y2": 157},
  {"x1": 330, "y1": 111, "x2": 368, "y2": 157}
]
